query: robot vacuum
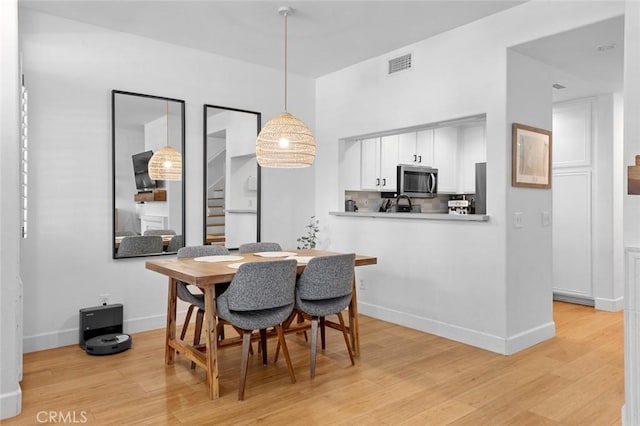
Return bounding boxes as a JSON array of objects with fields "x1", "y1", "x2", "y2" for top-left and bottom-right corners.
[{"x1": 84, "y1": 333, "x2": 132, "y2": 355}]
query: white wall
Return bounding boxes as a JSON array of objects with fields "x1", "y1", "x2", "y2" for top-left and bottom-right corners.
[
  {"x1": 0, "y1": 0, "x2": 22, "y2": 419},
  {"x1": 505, "y1": 50, "x2": 554, "y2": 350},
  {"x1": 316, "y1": 1, "x2": 622, "y2": 354},
  {"x1": 18, "y1": 9, "x2": 315, "y2": 352}
]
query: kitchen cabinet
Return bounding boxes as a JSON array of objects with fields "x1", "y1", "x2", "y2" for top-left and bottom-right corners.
[
  {"x1": 433, "y1": 127, "x2": 458, "y2": 193},
  {"x1": 361, "y1": 136, "x2": 398, "y2": 191},
  {"x1": 398, "y1": 130, "x2": 433, "y2": 165},
  {"x1": 340, "y1": 140, "x2": 361, "y2": 191},
  {"x1": 459, "y1": 125, "x2": 486, "y2": 193}
]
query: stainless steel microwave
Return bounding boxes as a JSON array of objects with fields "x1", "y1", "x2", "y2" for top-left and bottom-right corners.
[{"x1": 397, "y1": 164, "x2": 438, "y2": 198}]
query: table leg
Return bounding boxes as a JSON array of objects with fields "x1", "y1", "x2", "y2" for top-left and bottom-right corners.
[
  {"x1": 349, "y1": 275, "x2": 360, "y2": 356},
  {"x1": 165, "y1": 277, "x2": 178, "y2": 365},
  {"x1": 203, "y1": 286, "x2": 220, "y2": 399}
]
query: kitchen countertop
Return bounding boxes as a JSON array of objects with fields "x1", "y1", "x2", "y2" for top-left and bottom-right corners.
[{"x1": 330, "y1": 211, "x2": 490, "y2": 221}]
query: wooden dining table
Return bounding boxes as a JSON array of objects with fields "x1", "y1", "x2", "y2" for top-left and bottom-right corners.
[{"x1": 145, "y1": 249, "x2": 377, "y2": 399}]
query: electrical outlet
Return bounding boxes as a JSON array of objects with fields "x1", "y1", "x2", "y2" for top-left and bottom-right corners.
[
  {"x1": 359, "y1": 279, "x2": 365, "y2": 290},
  {"x1": 362, "y1": 199, "x2": 368, "y2": 206},
  {"x1": 99, "y1": 294, "x2": 109, "y2": 305}
]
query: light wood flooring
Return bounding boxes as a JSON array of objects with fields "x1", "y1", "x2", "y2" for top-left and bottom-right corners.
[{"x1": 4, "y1": 302, "x2": 623, "y2": 425}]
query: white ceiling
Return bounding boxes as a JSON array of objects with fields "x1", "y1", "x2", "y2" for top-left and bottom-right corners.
[
  {"x1": 19, "y1": 1, "x2": 624, "y2": 100},
  {"x1": 513, "y1": 15, "x2": 624, "y2": 102},
  {"x1": 20, "y1": 0, "x2": 525, "y2": 78}
]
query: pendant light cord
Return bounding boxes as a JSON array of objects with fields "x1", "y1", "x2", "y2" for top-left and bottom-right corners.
[
  {"x1": 283, "y1": 11, "x2": 288, "y2": 112},
  {"x1": 166, "y1": 101, "x2": 169, "y2": 146}
]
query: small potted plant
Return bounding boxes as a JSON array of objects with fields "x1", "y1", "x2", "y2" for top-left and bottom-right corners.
[{"x1": 297, "y1": 216, "x2": 319, "y2": 249}]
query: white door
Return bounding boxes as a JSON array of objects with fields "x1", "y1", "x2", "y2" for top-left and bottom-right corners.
[{"x1": 552, "y1": 171, "x2": 592, "y2": 297}]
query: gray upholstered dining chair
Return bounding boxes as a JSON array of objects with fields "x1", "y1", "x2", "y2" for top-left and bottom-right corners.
[
  {"x1": 176, "y1": 245, "x2": 230, "y2": 368},
  {"x1": 143, "y1": 229, "x2": 176, "y2": 236},
  {"x1": 166, "y1": 234, "x2": 184, "y2": 252},
  {"x1": 294, "y1": 253, "x2": 356, "y2": 378},
  {"x1": 216, "y1": 259, "x2": 297, "y2": 400},
  {"x1": 238, "y1": 242, "x2": 282, "y2": 253},
  {"x1": 115, "y1": 235, "x2": 163, "y2": 257},
  {"x1": 238, "y1": 241, "x2": 284, "y2": 362}
]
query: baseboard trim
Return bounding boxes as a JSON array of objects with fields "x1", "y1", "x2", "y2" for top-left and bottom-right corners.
[
  {"x1": 553, "y1": 292, "x2": 594, "y2": 306},
  {"x1": 505, "y1": 321, "x2": 556, "y2": 355},
  {"x1": 594, "y1": 296, "x2": 624, "y2": 312},
  {"x1": 23, "y1": 310, "x2": 187, "y2": 353},
  {"x1": 0, "y1": 388, "x2": 22, "y2": 420},
  {"x1": 359, "y1": 301, "x2": 555, "y2": 355}
]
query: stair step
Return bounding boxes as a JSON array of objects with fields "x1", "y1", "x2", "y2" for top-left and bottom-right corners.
[{"x1": 208, "y1": 214, "x2": 225, "y2": 218}]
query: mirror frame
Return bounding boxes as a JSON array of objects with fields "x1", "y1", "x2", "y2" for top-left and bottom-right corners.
[
  {"x1": 111, "y1": 90, "x2": 186, "y2": 259},
  {"x1": 203, "y1": 104, "x2": 261, "y2": 248}
]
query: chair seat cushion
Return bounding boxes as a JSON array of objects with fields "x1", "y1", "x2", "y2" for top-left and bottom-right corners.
[
  {"x1": 296, "y1": 294, "x2": 352, "y2": 317},
  {"x1": 217, "y1": 301, "x2": 294, "y2": 331}
]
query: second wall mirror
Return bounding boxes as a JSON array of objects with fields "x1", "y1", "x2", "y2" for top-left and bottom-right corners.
[
  {"x1": 203, "y1": 105, "x2": 261, "y2": 248},
  {"x1": 112, "y1": 90, "x2": 185, "y2": 259}
]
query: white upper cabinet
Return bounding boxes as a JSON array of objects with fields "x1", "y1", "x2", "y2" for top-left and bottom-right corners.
[
  {"x1": 398, "y1": 132, "x2": 417, "y2": 164},
  {"x1": 361, "y1": 138, "x2": 381, "y2": 190},
  {"x1": 397, "y1": 130, "x2": 435, "y2": 166},
  {"x1": 380, "y1": 135, "x2": 399, "y2": 191},
  {"x1": 360, "y1": 136, "x2": 398, "y2": 191},
  {"x1": 553, "y1": 101, "x2": 592, "y2": 168},
  {"x1": 416, "y1": 129, "x2": 435, "y2": 166},
  {"x1": 459, "y1": 125, "x2": 486, "y2": 193},
  {"x1": 340, "y1": 140, "x2": 362, "y2": 191},
  {"x1": 433, "y1": 126, "x2": 458, "y2": 193}
]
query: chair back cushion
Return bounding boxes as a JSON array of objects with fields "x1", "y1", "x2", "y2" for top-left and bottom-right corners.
[
  {"x1": 166, "y1": 235, "x2": 184, "y2": 253},
  {"x1": 224, "y1": 259, "x2": 297, "y2": 311},
  {"x1": 297, "y1": 253, "x2": 356, "y2": 301},
  {"x1": 176, "y1": 245, "x2": 230, "y2": 307},
  {"x1": 116, "y1": 235, "x2": 163, "y2": 257},
  {"x1": 177, "y1": 245, "x2": 229, "y2": 259},
  {"x1": 238, "y1": 242, "x2": 282, "y2": 253}
]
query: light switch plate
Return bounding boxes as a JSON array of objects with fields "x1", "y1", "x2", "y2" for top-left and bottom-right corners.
[
  {"x1": 541, "y1": 211, "x2": 551, "y2": 227},
  {"x1": 514, "y1": 212, "x2": 524, "y2": 228}
]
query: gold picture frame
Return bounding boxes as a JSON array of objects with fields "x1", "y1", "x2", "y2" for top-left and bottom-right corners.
[{"x1": 512, "y1": 123, "x2": 552, "y2": 189}]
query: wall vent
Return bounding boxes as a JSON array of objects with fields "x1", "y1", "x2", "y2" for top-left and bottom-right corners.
[{"x1": 388, "y1": 53, "x2": 412, "y2": 75}]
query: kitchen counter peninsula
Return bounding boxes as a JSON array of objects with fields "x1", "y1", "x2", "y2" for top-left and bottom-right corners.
[{"x1": 330, "y1": 211, "x2": 489, "y2": 222}]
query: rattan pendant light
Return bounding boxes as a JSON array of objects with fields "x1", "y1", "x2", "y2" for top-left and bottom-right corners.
[
  {"x1": 256, "y1": 6, "x2": 315, "y2": 168},
  {"x1": 148, "y1": 101, "x2": 182, "y2": 181}
]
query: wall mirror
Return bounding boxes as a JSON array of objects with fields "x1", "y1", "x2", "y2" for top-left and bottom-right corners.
[
  {"x1": 112, "y1": 90, "x2": 185, "y2": 259},
  {"x1": 203, "y1": 105, "x2": 261, "y2": 249}
]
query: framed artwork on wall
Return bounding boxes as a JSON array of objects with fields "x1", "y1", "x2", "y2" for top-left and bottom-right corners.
[{"x1": 512, "y1": 123, "x2": 552, "y2": 189}]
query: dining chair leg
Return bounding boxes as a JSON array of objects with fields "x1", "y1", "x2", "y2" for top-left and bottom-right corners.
[
  {"x1": 191, "y1": 308, "x2": 204, "y2": 370},
  {"x1": 180, "y1": 304, "x2": 195, "y2": 341},
  {"x1": 274, "y1": 324, "x2": 296, "y2": 384},
  {"x1": 298, "y1": 311, "x2": 308, "y2": 342},
  {"x1": 310, "y1": 317, "x2": 318, "y2": 378},
  {"x1": 260, "y1": 328, "x2": 268, "y2": 365},
  {"x1": 337, "y1": 312, "x2": 355, "y2": 366},
  {"x1": 238, "y1": 331, "x2": 252, "y2": 401},
  {"x1": 320, "y1": 316, "x2": 326, "y2": 351}
]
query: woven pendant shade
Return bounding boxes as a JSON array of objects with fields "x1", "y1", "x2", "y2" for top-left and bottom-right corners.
[
  {"x1": 256, "y1": 112, "x2": 315, "y2": 168},
  {"x1": 148, "y1": 145, "x2": 182, "y2": 181},
  {"x1": 256, "y1": 7, "x2": 315, "y2": 168}
]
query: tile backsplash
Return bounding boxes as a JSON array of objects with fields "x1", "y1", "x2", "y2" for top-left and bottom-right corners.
[{"x1": 345, "y1": 191, "x2": 452, "y2": 213}]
